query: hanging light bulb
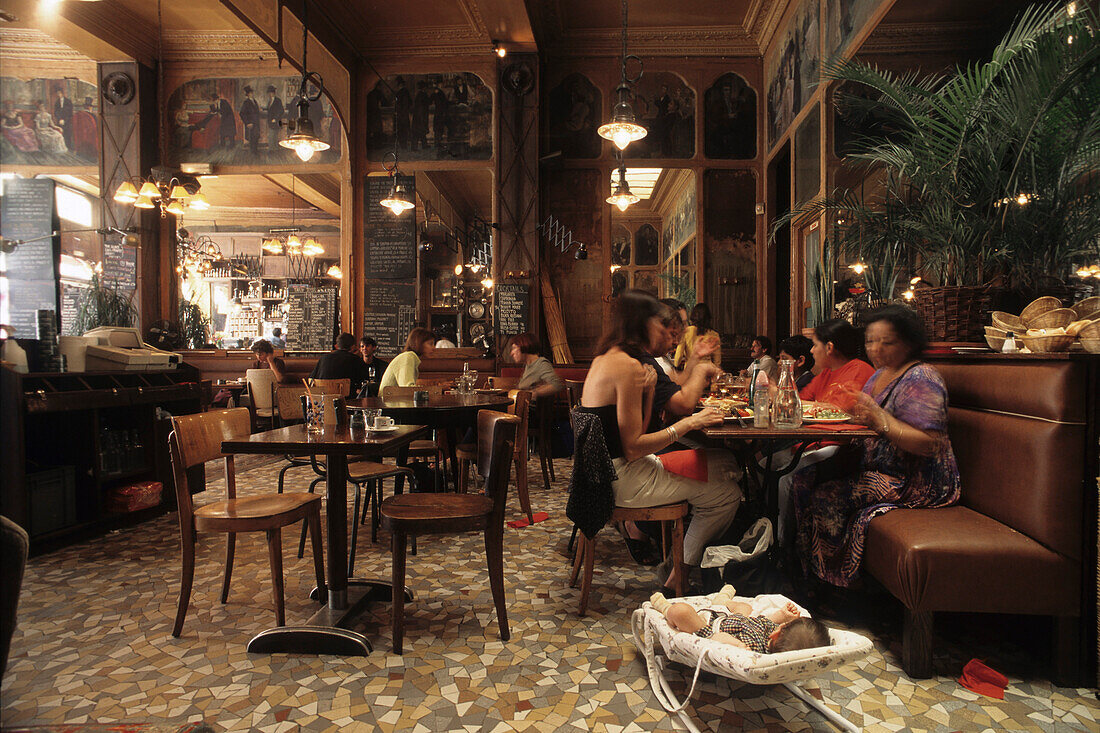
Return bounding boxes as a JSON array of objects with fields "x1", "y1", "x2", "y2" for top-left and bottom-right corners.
[
  {"x1": 326, "y1": 264, "x2": 343, "y2": 278},
  {"x1": 607, "y1": 165, "x2": 639, "y2": 211},
  {"x1": 134, "y1": 195, "x2": 156, "y2": 209},
  {"x1": 380, "y1": 177, "x2": 415, "y2": 215},
  {"x1": 278, "y1": 2, "x2": 330, "y2": 162},
  {"x1": 597, "y1": 0, "x2": 647, "y2": 151},
  {"x1": 481, "y1": 277, "x2": 494, "y2": 290},
  {"x1": 113, "y1": 181, "x2": 139, "y2": 203},
  {"x1": 849, "y1": 262, "x2": 867, "y2": 275}
]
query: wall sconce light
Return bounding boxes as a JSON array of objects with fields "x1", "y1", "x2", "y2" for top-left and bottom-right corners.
[{"x1": 492, "y1": 40, "x2": 507, "y2": 58}]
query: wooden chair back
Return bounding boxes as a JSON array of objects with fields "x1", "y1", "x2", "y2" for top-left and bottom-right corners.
[
  {"x1": 246, "y1": 369, "x2": 276, "y2": 412},
  {"x1": 168, "y1": 408, "x2": 251, "y2": 523},
  {"x1": 382, "y1": 385, "x2": 445, "y2": 399},
  {"x1": 507, "y1": 389, "x2": 532, "y2": 462},
  {"x1": 304, "y1": 378, "x2": 351, "y2": 396},
  {"x1": 477, "y1": 410, "x2": 520, "y2": 522},
  {"x1": 416, "y1": 376, "x2": 457, "y2": 387},
  {"x1": 275, "y1": 385, "x2": 308, "y2": 425},
  {"x1": 564, "y1": 379, "x2": 584, "y2": 410}
]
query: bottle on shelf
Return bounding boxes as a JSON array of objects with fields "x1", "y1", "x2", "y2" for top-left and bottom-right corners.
[{"x1": 1002, "y1": 331, "x2": 1019, "y2": 353}]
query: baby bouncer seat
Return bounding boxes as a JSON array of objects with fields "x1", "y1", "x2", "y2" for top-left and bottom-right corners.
[{"x1": 632, "y1": 593, "x2": 874, "y2": 732}]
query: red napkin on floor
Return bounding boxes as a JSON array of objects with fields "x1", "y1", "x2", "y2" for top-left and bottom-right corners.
[
  {"x1": 806, "y1": 423, "x2": 869, "y2": 431},
  {"x1": 658, "y1": 449, "x2": 708, "y2": 482},
  {"x1": 958, "y1": 659, "x2": 1008, "y2": 699},
  {"x1": 507, "y1": 511, "x2": 549, "y2": 529}
]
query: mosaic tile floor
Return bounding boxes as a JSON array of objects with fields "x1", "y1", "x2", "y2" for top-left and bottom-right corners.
[{"x1": 1, "y1": 455, "x2": 1096, "y2": 732}]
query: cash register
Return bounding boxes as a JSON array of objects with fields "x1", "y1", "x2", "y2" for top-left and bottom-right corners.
[{"x1": 83, "y1": 327, "x2": 180, "y2": 371}]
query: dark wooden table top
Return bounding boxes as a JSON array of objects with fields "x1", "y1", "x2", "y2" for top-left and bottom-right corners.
[
  {"x1": 702, "y1": 423, "x2": 877, "y2": 441},
  {"x1": 221, "y1": 423, "x2": 430, "y2": 456},
  {"x1": 348, "y1": 393, "x2": 513, "y2": 413}
]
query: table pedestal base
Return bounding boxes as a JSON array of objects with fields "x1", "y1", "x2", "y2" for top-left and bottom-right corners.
[{"x1": 246, "y1": 580, "x2": 415, "y2": 656}]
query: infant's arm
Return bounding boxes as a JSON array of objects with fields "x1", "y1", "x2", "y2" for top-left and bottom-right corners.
[
  {"x1": 765, "y1": 601, "x2": 802, "y2": 625},
  {"x1": 710, "y1": 631, "x2": 748, "y2": 649}
]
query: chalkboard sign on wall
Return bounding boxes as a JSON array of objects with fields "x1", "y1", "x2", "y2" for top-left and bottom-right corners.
[
  {"x1": 102, "y1": 236, "x2": 137, "y2": 293},
  {"x1": 363, "y1": 282, "x2": 417, "y2": 359},
  {"x1": 285, "y1": 284, "x2": 337, "y2": 350},
  {"x1": 496, "y1": 282, "x2": 529, "y2": 337},
  {"x1": 365, "y1": 175, "x2": 416, "y2": 279},
  {"x1": 0, "y1": 178, "x2": 59, "y2": 338}
]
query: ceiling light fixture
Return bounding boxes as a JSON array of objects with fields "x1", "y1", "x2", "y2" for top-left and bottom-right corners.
[
  {"x1": 279, "y1": 0, "x2": 330, "y2": 162},
  {"x1": 597, "y1": 0, "x2": 647, "y2": 151},
  {"x1": 607, "y1": 161, "x2": 640, "y2": 212},
  {"x1": 380, "y1": 152, "x2": 415, "y2": 215}
]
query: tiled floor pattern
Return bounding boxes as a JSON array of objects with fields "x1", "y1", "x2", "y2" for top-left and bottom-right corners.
[{"x1": 1, "y1": 455, "x2": 1096, "y2": 732}]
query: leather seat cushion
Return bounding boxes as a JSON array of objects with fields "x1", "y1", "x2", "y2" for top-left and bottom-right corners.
[{"x1": 864, "y1": 506, "x2": 1079, "y2": 616}]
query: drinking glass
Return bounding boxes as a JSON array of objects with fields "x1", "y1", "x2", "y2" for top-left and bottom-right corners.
[
  {"x1": 364, "y1": 408, "x2": 382, "y2": 426},
  {"x1": 302, "y1": 394, "x2": 325, "y2": 434}
]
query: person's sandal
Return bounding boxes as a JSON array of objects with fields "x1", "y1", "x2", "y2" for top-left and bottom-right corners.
[{"x1": 616, "y1": 522, "x2": 660, "y2": 566}]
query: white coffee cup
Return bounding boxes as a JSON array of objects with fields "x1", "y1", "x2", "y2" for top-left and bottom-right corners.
[{"x1": 373, "y1": 415, "x2": 395, "y2": 429}]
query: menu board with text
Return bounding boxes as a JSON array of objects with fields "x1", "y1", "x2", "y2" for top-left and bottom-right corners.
[
  {"x1": 102, "y1": 236, "x2": 137, "y2": 293},
  {"x1": 363, "y1": 282, "x2": 417, "y2": 359},
  {"x1": 365, "y1": 175, "x2": 416, "y2": 279},
  {"x1": 285, "y1": 284, "x2": 337, "y2": 350},
  {"x1": 495, "y1": 282, "x2": 529, "y2": 337},
  {"x1": 0, "y1": 178, "x2": 59, "y2": 337}
]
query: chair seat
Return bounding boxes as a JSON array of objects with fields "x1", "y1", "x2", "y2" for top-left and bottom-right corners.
[
  {"x1": 381, "y1": 493, "x2": 492, "y2": 531},
  {"x1": 409, "y1": 439, "x2": 438, "y2": 455},
  {"x1": 255, "y1": 407, "x2": 276, "y2": 418},
  {"x1": 611, "y1": 502, "x2": 689, "y2": 522},
  {"x1": 348, "y1": 460, "x2": 404, "y2": 481},
  {"x1": 193, "y1": 493, "x2": 319, "y2": 531}
]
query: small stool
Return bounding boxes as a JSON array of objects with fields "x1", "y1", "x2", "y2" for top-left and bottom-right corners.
[{"x1": 569, "y1": 502, "x2": 688, "y2": 617}]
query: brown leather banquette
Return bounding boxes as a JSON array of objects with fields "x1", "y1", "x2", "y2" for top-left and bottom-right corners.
[{"x1": 863, "y1": 355, "x2": 1096, "y2": 685}]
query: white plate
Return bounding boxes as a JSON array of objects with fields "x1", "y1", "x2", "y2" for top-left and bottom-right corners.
[
  {"x1": 366, "y1": 424, "x2": 399, "y2": 432},
  {"x1": 803, "y1": 416, "x2": 851, "y2": 424}
]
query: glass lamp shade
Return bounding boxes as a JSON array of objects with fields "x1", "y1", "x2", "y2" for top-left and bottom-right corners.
[
  {"x1": 168, "y1": 184, "x2": 190, "y2": 200},
  {"x1": 113, "y1": 181, "x2": 139, "y2": 203},
  {"x1": 302, "y1": 238, "x2": 324, "y2": 256},
  {"x1": 138, "y1": 181, "x2": 162, "y2": 199},
  {"x1": 607, "y1": 169, "x2": 639, "y2": 211},
  {"x1": 326, "y1": 264, "x2": 343, "y2": 278},
  {"x1": 279, "y1": 114, "x2": 330, "y2": 162},
  {"x1": 187, "y1": 192, "x2": 211, "y2": 210},
  {"x1": 380, "y1": 182, "x2": 415, "y2": 214},
  {"x1": 262, "y1": 238, "x2": 284, "y2": 254},
  {"x1": 134, "y1": 195, "x2": 156, "y2": 209},
  {"x1": 165, "y1": 199, "x2": 186, "y2": 216},
  {"x1": 598, "y1": 99, "x2": 648, "y2": 151}
]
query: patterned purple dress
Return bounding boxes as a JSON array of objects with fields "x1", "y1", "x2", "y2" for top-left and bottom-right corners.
[{"x1": 791, "y1": 363, "x2": 960, "y2": 587}]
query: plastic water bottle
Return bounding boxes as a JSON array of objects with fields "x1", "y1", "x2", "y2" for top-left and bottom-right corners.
[
  {"x1": 752, "y1": 370, "x2": 770, "y2": 428},
  {"x1": 773, "y1": 359, "x2": 803, "y2": 429}
]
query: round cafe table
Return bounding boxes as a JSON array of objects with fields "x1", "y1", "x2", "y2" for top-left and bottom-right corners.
[{"x1": 348, "y1": 391, "x2": 514, "y2": 490}]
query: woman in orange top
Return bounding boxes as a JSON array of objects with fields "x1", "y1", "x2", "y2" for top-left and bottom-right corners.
[
  {"x1": 774, "y1": 319, "x2": 875, "y2": 546},
  {"x1": 801, "y1": 319, "x2": 876, "y2": 408}
]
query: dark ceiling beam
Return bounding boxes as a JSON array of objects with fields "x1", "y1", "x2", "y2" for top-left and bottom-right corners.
[
  {"x1": 218, "y1": 0, "x2": 360, "y2": 71},
  {"x1": 262, "y1": 173, "x2": 341, "y2": 217}
]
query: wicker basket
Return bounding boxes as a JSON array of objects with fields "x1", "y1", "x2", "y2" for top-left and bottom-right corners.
[
  {"x1": 1020, "y1": 296, "x2": 1063, "y2": 322},
  {"x1": 991, "y1": 311, "x2": 1026, "y2": 332},
  {"x1": 913, "y1": 286, "x2": 990, "y2": 342},
  {"x1": 1072, "y1": 296, "x2": 1100, "y2": 319},
  {"x1": 1078, "y1": 320, "x2": 1100, "y2": 339},
  {"x1": 1025, "y1": 308, "x2": 1075, "y2": 330},
  {"x1": 1019, "y1": 334, "x2": 1074, "y2": 353},
  {"x1": 1079, "y1": 337, "x2": 1100, "y2": 354}
]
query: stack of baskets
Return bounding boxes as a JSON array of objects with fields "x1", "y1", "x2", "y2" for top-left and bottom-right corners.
[{"x1": 985, "y1": 296, "x2": 1100, "y2": 353}]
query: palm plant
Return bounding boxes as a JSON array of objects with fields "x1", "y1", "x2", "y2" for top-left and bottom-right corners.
[
  {"x1": 72, "y1": 272, "x2": 136, "y2": 335},
  {"x1": 782, "y1": 3, "x2": 1100, "y2": 297},
  {"x1": 178, "y1": 298, "x2": 210, "y2": 348}
]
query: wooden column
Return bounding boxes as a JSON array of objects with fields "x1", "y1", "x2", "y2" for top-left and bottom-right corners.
[{"x1": 495, "y1": 54, "x2": 540, "y2": 344}]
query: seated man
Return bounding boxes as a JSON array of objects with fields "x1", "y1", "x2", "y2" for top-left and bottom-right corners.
[{"x1": 309, "y1": 332, "x2": 370, "y2": 396}]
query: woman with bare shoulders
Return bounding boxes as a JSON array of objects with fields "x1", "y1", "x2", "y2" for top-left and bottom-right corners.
[{"x1": 579, "y1": 290, "x2": 743, "y2": 592}]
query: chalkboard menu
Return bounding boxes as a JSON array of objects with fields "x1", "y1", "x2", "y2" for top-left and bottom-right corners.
[
  {"x1": 363, "y1": 282, "x2": 417, "y2": 359},
  {"x1": 285, "y1": 284, "x2": 337, "y2": 350},
  {"x1": 1, "y1": 178, "x2": 59, "y2": 338},
  {"x1": 60, "y1": 282, "x2": 84, "y2": 336},
  {"x1": 102, "y1": 235, "x2": 137, "y2": 293},
  {"x1": 496, "y1": 282, "x2": 530, "y2": 337},
  {"x1": 365, "y1": 175, "x2": 416, "y2": 279}
]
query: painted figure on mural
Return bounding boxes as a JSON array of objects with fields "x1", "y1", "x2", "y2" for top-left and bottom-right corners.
[
  {"x1": 34, "y1": 100, "x2": 67, "y2": 153},
  {"x1": 430, "y1": 80, "x2": 448, "y2": 150},
  {"x1": 2, "y1": 101, "x2": 38, "y2": 152},
  {"x1": 53, "y1": 87, "x2": 73, "y2": 151},
  {"x1": 239, "y1": 85, "x2": 260, "y2": 154},
  {"x1": 704, "y1": 74, "x2": 755, "y2": 160},
  {"x1": 264, "y1": 84, "x2": 284, "y2": 147},
  {"x1": 393, "y1": 76, "x2": 412, "y2": 150},
  {"x1": 206, "y1": 90, "x2": 236, "y2": 149},
  {"x1": 411, "y1": 81, "x2": 430, "y2": 151}
]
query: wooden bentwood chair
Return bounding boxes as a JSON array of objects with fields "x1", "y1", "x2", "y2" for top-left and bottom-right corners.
[
  {"x1": 456, "y1": 389, "x2": 534, "y2": 524},
  {"x1": 303, "y1": 378, "x2": 351, "y2": 397},
  {"x1": 380, "y1": 410, "x2": 519, "y2": 654},
  {"x1": 167, "y1": 408, "x2": 325, "y2": 637}
]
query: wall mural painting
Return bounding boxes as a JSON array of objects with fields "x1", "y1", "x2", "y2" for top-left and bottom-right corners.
[
  {"x1": 662, "y1": 218, "x2": 674, "y2": 263},
  {"x1": 704, "y1": 169, "x2": 757, "y2": 346},
  {"x1": 704, "y1": 73, "x2": 757, "y2": 159},
  {"x1": 547, "y1": 73, "x2": 601, "y2": 159},
  {"x1": 168, "y1": 76, "x2": 342, "y2": 166},
  {"x1": 633, "y1": 270, "x2": 658, "y2": 296},
  {"x1": 826, "y1": 0, "x2": 881, "y2": 60},
  {"x1": 611, "y1": 225, "x2": 631, "y2": 266},
  {"x1": 1, "y1": 77, "x2": 99, "y2": 166},
  {"x1": 628, "y1": 72, "x2": 694, "y2": 159},
  {"x1": 672, "y1": 186, "x2": 697, "y2": 251},
  {"x1": 766, "y1": 0, "x2": 821, "y2": 148},
  {"x1": 636, "y1": 223, "x2": 660, "y2": 266},
  {"x1": 794, "y1": 103, "x2": 821, "y2": 207},
  {"x1": 367, "y1": 73, "x2": 492, "y2": 162}
]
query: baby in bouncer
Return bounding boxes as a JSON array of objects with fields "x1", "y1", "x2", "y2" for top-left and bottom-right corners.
[{"x1": 650, "y1": 585, "x2": 830, "y2": 654}]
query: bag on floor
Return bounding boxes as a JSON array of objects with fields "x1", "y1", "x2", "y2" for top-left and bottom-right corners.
[{"x1": 700, "y1": 518, "x2": 792, "y2": 597}]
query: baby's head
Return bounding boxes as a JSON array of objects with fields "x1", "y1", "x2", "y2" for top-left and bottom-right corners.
[{"x1": 768, "y1": 617, "x2": 830, "y2": 653}]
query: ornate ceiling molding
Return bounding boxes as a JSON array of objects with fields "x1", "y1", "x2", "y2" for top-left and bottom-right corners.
[
  {"x1": 541, "y1": 28, "x2": 759, "y2": 58},
  {"x1": 750, "y1": 0, "x2": 793, "y2": 54},
  {"x1": 460, "y1": 0, "x2": 489, "y2": 37},
  {"x1": 0, "y1": 28, "x2": 95, "y2": 62},
  {"x1": 161, "y1": 30, "x2": 274, "y2": 61},
  {"x1": 860, "y1": 21, "x2": 991, "y2": 54}
]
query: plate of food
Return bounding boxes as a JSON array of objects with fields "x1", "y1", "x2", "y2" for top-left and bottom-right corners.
[
  {"x1": 699, "y1": 395, "x2": 748, "y2": 411},
  {"x1": 801, "y1": 402, "x2": 851, "y2": 423}
]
